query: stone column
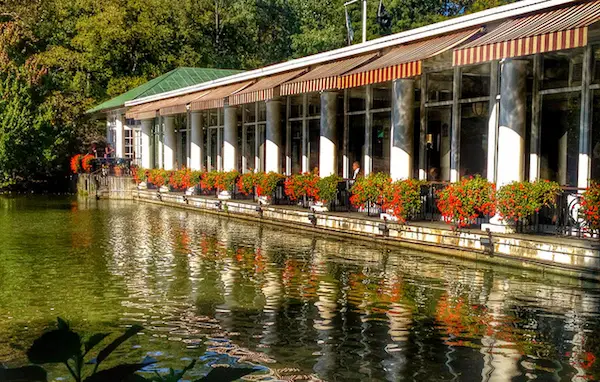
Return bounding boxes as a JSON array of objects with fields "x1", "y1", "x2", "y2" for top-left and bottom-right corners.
[
  {"x1": 578, "y1": 44, "x2": 593, "y2": 189},
  {"x1": 115, "y1": 114, "x2": 125, "y2": 158},
  {"x1": 319, "y1": 91, "x2": 338, "y2": 177},
  {"x1": 140, "y1": 119, "x2": 153, "y2": 168},
  {"x1": 266, "y1": 98, "x2": 282, "y2": 173},
  {"x1": 450, "y1": 67, "x2": 461, "y2": 182},
  {"x1": 487, "y1": 61, "x2": 499, "y2": 183},
  {"x1": 163, "y1": 116, "x2": 176, "y2": 171},
  {"x1": 497, "y1": 59, "x2": 528, "y2": 187},
  {"x1": 190, "y1": 111, "x2": 203, "y2": 171},
  {"x1": 223, "y1": 105, "x2": 238, "y2": 172},
  {"x1": 390, "y1": 79, "x2": 415, "y2": 180}
]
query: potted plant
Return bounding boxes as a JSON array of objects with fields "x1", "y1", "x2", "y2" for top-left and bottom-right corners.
[
  {"x1": 314, "y1": 174, "x2": 342, "y2": 211},
  {"x1": 284, "y1": 171, "x2": 319, "y2": 207},
  {"x1": 382, "y1": 178, "x2": 423, "y2": 223},
  {"x1": 215, "y1": 170, "x2": 239, "y2": 200},
  {"x1": 149, "y1": 169, "x2": 170, "y2": 192},
  {"x1": 437, "y1": 176, "x2": 496, "y2": 228},
  {"x1": 580, "y1": 181, "x2": 600, "y2": 238},
  {"x1": 188, "y1": 170, "x2": 203, "y2": 195},
  {"x1": 496, "y1": 180, "x2": 561, "y2": 229},
  {"x1": 257, "y1": 172, "x2": 285, "y2": 205},
  {"x1": 134, "y1": 167, "x2": 149, "y2": 189},
  {"x1": 237, "y1": 172, "x2": 259, "y2": 196},
  {"x1": 349, "y1": 172, "x2": 391, "y2": 215},
  {"x1": 200, "y1": 171, "x2": 219, "y2": 194}
]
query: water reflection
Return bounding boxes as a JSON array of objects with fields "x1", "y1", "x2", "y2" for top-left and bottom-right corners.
[{"x1": 1, "y1": 196, "x2": 600, "y2": 381}]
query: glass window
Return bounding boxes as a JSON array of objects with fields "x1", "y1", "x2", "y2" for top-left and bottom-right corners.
[
  {"x1": 208, "y1": 128, "x2": 218, "y2": 171},
  {"x1": 348, "y1": 115, "x2": 365, "y2": 175},
  {"x1": 290, "y1": 121, "x2": 303, "y2": 174},
  {"x1": 244, "y1": 103, "x2": 256, "y2": 123},
  {"x1": 257, "y1": 123, "x2": 266, "y2": 172},
  {"x1": 349, "y1": 86, "x2": 367, "y2": 111},
  {"x1": 201, "y1": 127, "x2": 207, "y2": 171},
  {"x1": 244, "y1": 126, "x2": 256, "y2": 172},
  {"x1": 308, "y1": 119, "x2": 320, "y2": 171},
  {"x1": 307, "y1": 93, "x2": 321, "y2": 116},
  {"x1": 461, "y1": 64, "x2": 490, "y2": 99},
  {"x1": 124, "y1": 129, "x2": 134, "y2": 159},
  {"x1": 460, "y1": 102, "x2": 488, "y2": 178},
  {"x1": 290, "y1": 96, "x2": 303, "y2": 119},
  {"x1": 258, "y1": 102, "x2": 267, "y2": 122},
  {"x1": 208, "y1": 109, "x2": 219, "y2": 127},
  {"x1": 427, "y1": 70, "x2": 454, "y2": 102},
  {"x1": 540, "y1": 92, "x2": 581, "y2": 186},
  {"x1": 372, "y1": 82, "x2": 392, "y2": 109},
  {"x1": 590, "y1": 90, "x2": 600, "y2": 181},
  {"x1": 371, "y1": 112, "x2": 390, "y2": 173},
  {"x1": 426, "y1": 106, "x2": 452, "y2": 181},
  {"x1": 542, "y1": 49, "x2": 583, "y2": 90}
]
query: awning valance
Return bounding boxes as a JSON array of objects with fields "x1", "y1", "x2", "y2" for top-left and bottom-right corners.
[
  {"x1": 125, "y1": 102, "x2": 159, "y2": 120},
  {"x1": 453, "y1": 0, "x2": 600, "y2": 66},
  {"x1": 228, "y1": 70, "x2": 306, "y2": 105},
  {"x1": 339, "y1": 29, "x2": 480, "y2": 88},
  {"x1": 190, "y1": 81, "x2": 253, "y2": 111},
  {"x1": 281, "y1": 54, "x2": 378, "y2": 96},
  {"x1": 159, "y1": 91, "x2": 211, "y2": 116}
]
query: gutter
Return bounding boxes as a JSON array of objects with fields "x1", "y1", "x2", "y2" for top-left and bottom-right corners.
[{"x1": 125, "y1": 0, "x2": 577, "y2": 107}]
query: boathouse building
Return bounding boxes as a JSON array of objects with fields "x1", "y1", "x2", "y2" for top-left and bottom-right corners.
[{"x1": 91, "y1": 0, "x2": 600, "y2": 189}]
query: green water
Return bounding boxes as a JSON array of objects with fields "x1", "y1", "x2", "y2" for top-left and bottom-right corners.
[{"x1": 1, "y1": 196, "x2": 600, "y2": 381}]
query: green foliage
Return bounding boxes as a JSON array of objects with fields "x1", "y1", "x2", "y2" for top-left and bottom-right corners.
[
  {"x1": 382, "y1": 179, "x2": 423, "y2": 223},
  {"x1": 350, "y1": 172, "x2": 391, "y2": 208},
  {"x1": 496, "y1": 180, "x2": 561, "y2": 223},
  {"x1": 317, "y1": 174, "x2": 342, "y2": 203}
]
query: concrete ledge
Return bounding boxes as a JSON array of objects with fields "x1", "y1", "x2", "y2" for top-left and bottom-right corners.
[{"x1": 133, "y1": 190, "x2": 600, "y2": 281}]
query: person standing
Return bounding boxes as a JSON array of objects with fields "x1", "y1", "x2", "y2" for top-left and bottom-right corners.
[{"x1": 352, "y1": 161, "x2": 362, "y2": 180}]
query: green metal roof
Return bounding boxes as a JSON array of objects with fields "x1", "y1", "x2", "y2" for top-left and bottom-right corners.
[{"x1": 87, "y1": 67, "x2": 243, "y2": 114}]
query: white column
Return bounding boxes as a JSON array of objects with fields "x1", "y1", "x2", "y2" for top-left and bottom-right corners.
[
  {"x1": 223, "y1": 105, "x2": 238, "y2": 172},
  {"x1": 115, "y1": 114, "x2": 125, "y2": 158},
  {"x1": 450, "y1": 67, "x2": 461, "y2": 182},
  {"x1": 266, "y1": 98, "x2": 282, "y2": 173},
  {"x1": 319, "y1": 91, "x2": 338, "y2": 177},
  {"x1": 529, "y1": 55, "x2": 542, "y2": 182},
  {"x1": 163, "y1": 116, "x2": 176, "y2": 171},
  {"x1": 578, "y1": 44, "x2": 593, "y2": 189},
  {"x1": 190, "y1": 111, "x2": 203, "y2": 171},
  {"x1": 497, "y1": 59, "x2": 528, "y2": 187},
  {"x1": 390, "y1": 79, "x2": 415, "y2": 180},
  {"x1": 487, "y1": 61, "x2": 499, "y2": 183},
  {"x1": 140, "y1": 119, "x2": 153, "y2": 168},
  {"x1": 302, "y1": 94, "x2": 309, "y2": 173},
  {"x1": 364, "y1": 85, "x2": 373, "y2": 176}
]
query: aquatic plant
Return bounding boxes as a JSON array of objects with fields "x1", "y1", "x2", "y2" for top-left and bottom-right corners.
[
  {"x1": 496, "y1": 180, "x2": 560, "y2": 223},
  {"x1": 437, "y1": 176, "x2": 496, "y2": 228},
  {"x1": 382, "y1": 178, "x2": 423, "y2": 223}
]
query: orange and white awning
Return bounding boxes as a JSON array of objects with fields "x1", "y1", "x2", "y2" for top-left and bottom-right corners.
[
  {"x1": 228, "y1": 70, "x2": 306, "y2": 105},
  {"x1": 190, "y1": 81, "x2": 253, "y2": 111},
  {"x1": 126, "y1": 101, "x2": 159, "y2": 120},
  {"x1": 454, "y1": 0, "x2": 600, "y2": 66},
  {"x1": 159, "y1": 91, "x2": 211, "y2": 116},
  {"x1": 339, "y1": 29, "x2": 479, "y2": 88},
  {"x1": 281, "y1": 54, "x2": 378, "y2": 96}
]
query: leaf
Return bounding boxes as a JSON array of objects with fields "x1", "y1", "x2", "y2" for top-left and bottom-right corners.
[
  {"x1": 0, "y1": 365, "x2": 48, "y2": 381},
  {"x1": 95, "y1": 325, "x2": 143, "y2": 367},
  {"x1": 26, "y1": 329, "x2": 81, "y2": 364},
  {"x1": 194, "y1": 367, "x2": 257, "y2": 382},
  {"x1": 56, "y1": 317, "x2": 69, "y2": 331},
  {"x1": 124, "y1": 375, "x2": 150, "y2": 382},
  {"x1": 84, "y1": 333, "x2": 110, "y2": 354},
  {"x1": 83, "y1": 363, "x2": 152, "y2": 382}
]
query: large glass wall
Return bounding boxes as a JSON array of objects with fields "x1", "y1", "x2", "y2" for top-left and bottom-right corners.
[
  {"x1": 204, "y1": 109, "x2": 223, "y2": 171},
  {"x1": 425, "y1": 106, "x2": 451, "y2": 181},
  {"x1": 242, "y1": 102, "x2": 266, "y2": 172},
  {"x1": 592, "y1": 90, "x2": 600, "y2": 181},
  {"x1": 347, "y1": 87, "x2": 367, "y2": 176},
  {"x1": 539, "y1": 49, "x2": 583, "y2": 186}
]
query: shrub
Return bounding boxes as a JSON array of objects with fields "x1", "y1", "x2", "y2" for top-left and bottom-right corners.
[
  {"x1": 190, "y1": 171, "x2": 203, "y2": 188},
  {"x1": 81, "y1": 154, "x2": 95, "y2": 173},
  {"x1": 148, "y1": 169, "x2": 169, "y2": 188},
  {"x1": 258, "y1": 172, "x2": 285, "y2": 197},
  {"x1": 496, "y1": 180, "x2": 561, "y2": 222},
  {"x1": 237, "y1": 172, "x2": 260, "y2": 195},
  {"x1": 215, "y1": 170, "x2": 239, "y2": 192},
  {"x1": 317, "y1": 174, "x2": 342, "y2": 203},
  {"x1": 70, "y1": 154, "x2": 82, "y2": 174},
  {"x1": 169, "y1": 168, "x2": 195, "y2": 190},
  {"x1": 349, "y1": 172, "x2": 391, "y2": 208},
  {"x1": 284, "y1": 172, "x2": 319, "y2": 201},
  {"x1": 201, "y1": 171, "x2": 219, "y2": 190},
  {"x1": 580, "y1": 182, "x2": 600, "y2": 234},
  {"x1": 382, "y1": 179, "x2": 423, "y2": 223},
  {"x1": 437, "y1": 176, "x2": 496, "y2": 228},
  {"x1": 133, "y1": 167, "x2": 148, "y2": 184}
]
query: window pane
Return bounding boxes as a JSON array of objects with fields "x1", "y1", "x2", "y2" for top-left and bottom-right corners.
[
  {"x1": 540, "y1": 92, "x2": 580, "y2": 186},
  {"x1": 308, "y1": 119, "x2": 320, "y2": 171},
  {"x1": 427, "y1": 70, "x2": 454, "y2": 102},
  {"x1": 208, "y1": 109, "x2": 218, "y2": 127},
  {"x1": 461, "y1": 64, "x2": 490, "y2": 99},
  {"x1": 349, "y1": 86, "x2": 367, "y2": 111},
  {"x1": 542, "y1": 49, "x2": 583, "y2": 89},
  {"x1": 290, "y1": 121, "x2": 303, "y2": 174},
  {"x1": 460, "y1": 102, "x2": 488, "y2": 178},
  {"x1": 244, "y1": 126, "x2": 256, "y2": 172},
  {"x1": 590, "y1": 90, "x2": 600, "y2": 180},
  {"x1": 290, "y1": 96, "x2": 303, "y2": 119},
  {"x1": 426, "y1": 106, "x2": 452, "y2": 181},
  {"x1": 307, "y1": 93, "x2": 321, "y2": 116},
  {"x1": 372, "y1": 112, "x2": 390, "y2": 173},
  {"x1": 257, "y1": 123, "x2": 266, "y2": 172},
  {"x1": 244, "y1": 103, "x2": 256, "y2": 123},
  {"x1": 348, "y1": 115, "x2": 365, "y2": 175},
  {"x1": 258, "y1": 102, "x2": 267, "y2": 122},
  {"x1": 372, "y1": 83, "x2": 392, "y2": 109}
]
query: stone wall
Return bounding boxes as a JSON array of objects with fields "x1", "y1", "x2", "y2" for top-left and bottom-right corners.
[{"x1": 77, "y1": 174, "x2": 135, "y2": 200}]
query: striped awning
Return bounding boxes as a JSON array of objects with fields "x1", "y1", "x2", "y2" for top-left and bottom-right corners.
[
  {"x1": 281, "y1": 54, "x2": 378, "y2": 96},
  {"x1": 190, "y1": 81, "x2": 253, "y2": 111},
  {"x1": 125, "y1": 101, "x2": 159, "y2": 120},
  {"x1": 339, "y1": 29, "x2": 480, "y2": 89},
  {"x1": 453, "y1": 0, "x2": 600, "y2": 66},
  {"x1": 228, "y1": 69, "x2": 306, "y2": 105},
  {"x1": 159, "y1": 91, "x2": 211, "y2": 116}
]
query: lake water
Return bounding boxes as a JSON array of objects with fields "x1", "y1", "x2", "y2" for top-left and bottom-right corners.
[{"x1": 1, "y1": 196, "x2": 600, "y2": 381}]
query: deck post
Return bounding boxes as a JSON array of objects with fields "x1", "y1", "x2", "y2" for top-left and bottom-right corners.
[{"x1": 390, "y1": 78, "x2": 415, "y2": 180}]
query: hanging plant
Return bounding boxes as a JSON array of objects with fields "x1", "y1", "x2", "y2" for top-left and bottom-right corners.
[
  {"x1": 316, "y1": 174, "x2": 342, "y2": 204},
  {"x1": 70, "y1": 154, "x2": 82, "y2": 174},
  {"x1": 580, "y1": 182, "x2": 600, "y2": 235},
  {"x1": 349, "y1": 172, "x2": 391, "y2": 208},
  {"x1": 437, "y1": 176, "x2": 496, "y2": 228},
  {"x1": 496, "y1": 180, "x2": 561, "y2": 223},
  {"x1": 382, "y1": 179, "x2": 423, "y2": 223},
  {"x1": 257, "y1": 172, "x2": 285, "y2": 197}
]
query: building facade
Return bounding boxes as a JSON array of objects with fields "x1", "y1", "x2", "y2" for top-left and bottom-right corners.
[{"x1": 98, "y1": 0, "x2": 600, "y2": 189}]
